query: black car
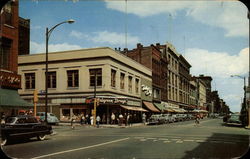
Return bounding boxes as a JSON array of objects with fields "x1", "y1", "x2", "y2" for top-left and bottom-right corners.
[{"x1": 0, "y1": 115, "x2": 53, "y2": 146}]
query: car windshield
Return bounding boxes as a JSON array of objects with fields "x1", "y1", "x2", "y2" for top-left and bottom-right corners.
[{"x1": 5, "y1": 117, "x2": 16, "y2": 123}]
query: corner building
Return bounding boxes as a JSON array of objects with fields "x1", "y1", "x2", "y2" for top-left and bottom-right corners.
[{"x1": 18, "y1": 47, "x2": 152, "y2": 123}]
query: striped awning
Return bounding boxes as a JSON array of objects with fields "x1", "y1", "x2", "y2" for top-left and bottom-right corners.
[
  {"x1": 121, "y1": 105, "x2": 148, "y2": 112},
  {"x1": 143, "y1": 101, "x2": 160, "y2": 113}
]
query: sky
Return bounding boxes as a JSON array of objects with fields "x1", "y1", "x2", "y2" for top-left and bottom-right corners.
[{"x1": 19, "y1": 0, "x2": 249, "y2": 112}]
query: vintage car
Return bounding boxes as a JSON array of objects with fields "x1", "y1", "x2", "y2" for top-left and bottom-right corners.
[
  {"x1": 148, "y1": 114, "x2": 162, "y2": 125},
  {"x1": 0, "y1": 115, "x2": 53, "y2": 146},
  {"x1": 161, "y1": 114, "x2": 175, "y2": 123},
  {"x1": 227, "y1": 114, "x2": 241, "y2": 125},
  {"x1": 36, "y1": 112, "x2": 59, "y2": 125}
]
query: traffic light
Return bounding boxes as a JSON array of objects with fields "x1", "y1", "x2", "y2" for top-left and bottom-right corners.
[
  {"x1": 96, "y1": 98, "x2": 100, "y2": 106},
  {"x1": 33, "y1": 90, "x2": 38, "y2": 103}
]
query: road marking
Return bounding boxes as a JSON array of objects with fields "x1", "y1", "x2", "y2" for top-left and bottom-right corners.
[
  {"x1": 158, "y1": 138, "x2": 169, "y2": 141},
  {"x1": 153, "y1": 140, "x2": 158, "y2": 142},
  {"x1": 210, "y1": 140, "x2": 221, "y2": 143},
  {"x1": 31, "y1": 137, "x2": 130, "y2": 159},
  {"x1": 171, "y1": 139, "x2": 181, "y2": 141},
  {"x1": 140, "y1": 139, "x2": 147, "y2": 141},
  {"x1": 176, "y1": 140, "x2": 183, "y2": 143},
  {"x1": 183, "y1": 139, "x2": 194, "y2": 142},
  {"x1": 164, "y1": 140, "x2": 171, "y2": 143}
]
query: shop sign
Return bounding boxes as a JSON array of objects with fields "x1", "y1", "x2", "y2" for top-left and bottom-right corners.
[
  {"x1": 86, "y1": 96, "x2": 128, "y2": 105},
  {"x1": 0, "y1": 70, "x2": 21, "y2": 89}
]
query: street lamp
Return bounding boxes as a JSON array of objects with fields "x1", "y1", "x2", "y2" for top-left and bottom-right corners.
[
  {"x1": 45, "y1": 19, "x2": 75, "y2": 123},
  {"x1": 230, "y1": 75, "x2": 247, "y2": 125}
]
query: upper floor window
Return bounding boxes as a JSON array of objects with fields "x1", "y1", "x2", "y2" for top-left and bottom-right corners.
[
  {"x1": 135, "y1": 78, "x2": 139, "y2": 94},
  {"x1": 128, "y1": 76, "x2": 133, "y2": 93},
  {"x1": 89, "y1": 68, "x2": 102, "y2": 87},
  {"x1": 47, "y1": 72, "x2": 56, "y2": 88},
  {"x1": 111, "y1": 69, "x2": 116, "y2": 88},
  {"x1": 25, "y1": 73, "x2": 35, "y2": 89},
  {"x1": 120, "y1": 73, "x2": 125, "y2": 90},
  {"x1": 4, "y1": 2, "x2": 13, "y2": 26},
  {"x1": 67, "y1": 70, "x2": 79, "y2": 88},
  {"x1": 0, "y1": 38, "x2": 12, "y2": 70}
]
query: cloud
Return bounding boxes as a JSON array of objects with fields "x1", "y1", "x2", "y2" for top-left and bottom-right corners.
[
  {"x1": 105, "y1": 1, "x2": 249, "y2": 37},
  {"x1": 185, "y1": 47, "x2": 249, "y2": 78},
  {"x1": 30, "y1": 41, "x2": 82, "y2": 54},
  {"x1": 70, "y1": 30, "x2": 139, "y2": 46}
]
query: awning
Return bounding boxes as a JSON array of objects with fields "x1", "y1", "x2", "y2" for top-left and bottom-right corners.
[
  {"x1": 143, "y1": 101, "x2": 160, "y2": 112},
  {"x1": 165, "y1": 108, "x2": 174, "y2": 112},
  {"x1": 154, "y1": 103, "x2": 166, "y2": 112},
  {"x1": 0, "y1": 88, "x2": 33, "y2": 108},
  {"x1": 121, "y1": 105, "x2": 148, "y2": 112}
]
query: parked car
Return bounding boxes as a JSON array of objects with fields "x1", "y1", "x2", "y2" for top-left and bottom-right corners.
[
  {"x1": 0, "y1": 115, "x2": 52, "y2": 146},
  {"x1": 161, "y1": 114, "x2": 175, "y2": 123},
  {"x1": 187, "y1": 114, "x2": 194, "y2": 120},
  {"x1": 148, "y1": 114, "x2": 162, "y2": 125},
  {"x1": 36, "y1": 112, "x2": 59, "y2": 125},
  {"x1": 176, "y1": 114, "x2": 184, "y2": 122},
  {"x1": 227, "y1": 114, "x2": 241, "y2": 125},
  {"x1": 171, "y1": 114, "x2": 177, "y2": 122}
]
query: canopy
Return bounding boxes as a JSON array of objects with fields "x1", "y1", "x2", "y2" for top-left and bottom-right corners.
[
  {"x1": 0, "y1": 88, "x2": 33, "y2": 108},
  {"x1": 121, "y1": 105, "x2": 148, "y2": 112},
  {"x1": 143, "y1": 101, "x2": 160, "y2": 112},
  {"x1": 154, "y1": 103, "x2": 166, "y2": 112}
]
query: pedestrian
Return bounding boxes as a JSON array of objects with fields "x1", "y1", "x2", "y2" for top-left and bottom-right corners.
[
  {"x1": 102, "y1": 114, "x2": 106, "y2": 124},
  {"x1": 142, "y1": 113, "x2": 146, "y2": 125},
  {"x1": 124, "y1": 113, "x2": 127, "y2": 126},
  {"x1": 195, "y1": 114, "x2": 200, "y2": 125},
  {"x1": 111, "y1": 113, "x2": 115, "y2": 125},
  {"x1": 118, "y1": 113, "x2": 123, "y2": 126},
  {"x1": 90, "y1": 115, "x2": 94, "y2": 125},
  {"x1": 126, "y1": 113, "x2": 130, "y2": 126},
  {"x1": 86, "y1": 114, "x2": 90, "y2": 125},
  {"x1": 71, "y1": 114, "x2": 77, "y2": 129},
  {"x1": 81, "y1": 114, "x2": 85, "y2": 125},
  {"x1": 96, "y1": 115, "x2": 101, "y2": 128}
]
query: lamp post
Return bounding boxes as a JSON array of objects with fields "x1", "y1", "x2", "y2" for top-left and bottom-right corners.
[
  {"x1": 45, "y1": 19, "x2": 75, "y2": 123},
  {"x1": 231, "y1": 75, "x2": 247, "y2": 126}
]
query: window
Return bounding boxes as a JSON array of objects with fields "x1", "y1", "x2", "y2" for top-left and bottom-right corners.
[
  {"x1": 25, "y1": 73, "x2": 35, "y2": 89},
  {"x1": 135, "y1": 78, "x2": 139, "y2": 94},
  {"x1": 128, "y1": 76, "x2": 132, "y2": 93},
  {"x1": 89, "y1": 68, "x2": 102, "y2": 87},
  {"x1": 120, "y1": 73, "x2": 125, "y2": 90},
  {"x1": 47, "y1": 72, "x2": 56, "y2": 88},
  {"x1": 4, "y1": 2, "x2": 12, "y2": 26},
  {"x1": 67, "y1": 70, "x2": 79, "y2": 88},
  {"x1": 0, "y1": 38, "x2": 12, "y2": 70},
  {"x1": 111, "y1": 69, "x2": 116, "y2": 88},
  {"x1": 153, "y1": 88, "x2": 160, "y2": 99}
]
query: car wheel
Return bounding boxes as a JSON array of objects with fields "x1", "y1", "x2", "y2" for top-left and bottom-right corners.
[
  {"x1": 37, "y1": 134, "x2": 46, "y2": 141},
  {"x1": 0, "y1": 137, "x2": 7, "y2": 146}
]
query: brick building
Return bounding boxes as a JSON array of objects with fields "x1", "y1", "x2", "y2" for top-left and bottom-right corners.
[
  {"x1": 123, "y1": 43, "x2": 168, "y2": 112},
  {"x1": 0, "y1": 0, "x2": 32, "y2": 117}
]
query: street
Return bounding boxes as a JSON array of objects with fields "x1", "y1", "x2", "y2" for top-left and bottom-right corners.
[{"x1": 2, "y1": 118, "x2": 249, "y2": 159}]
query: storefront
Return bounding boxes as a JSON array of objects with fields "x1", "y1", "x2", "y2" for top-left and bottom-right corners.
[
  {"x1": 0, "y1": 88, "x2": 33, "y2": 118},
  {"x1": 85, "y1": 96, "x2": 147, "y2": 124}
]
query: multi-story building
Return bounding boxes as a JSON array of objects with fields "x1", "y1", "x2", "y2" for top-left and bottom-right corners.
[
  {"x1": 18, "y1": 47, "x2": 152, "y2": 123},
  {"x1": 0, "y1": 0, "x2": 32, "y2": 117},
  {"x1": 178, "y1": 55, "x2": 191, "y2": 110},
  {"x1": 189, "y1": 80, "x2": 198, "y2": 109},
  {"x1": 196, "y1": 75, "x2": 212, "y2": 112},
  {"x1": 197, "y1": 78, "x2": 207, "y2": 110},
  {"x1": 18, "y1": 17, "x2": 30, "y2": 55},
  {"x1": 123, "y1": 43, "x2": 166, "y2": 112}
]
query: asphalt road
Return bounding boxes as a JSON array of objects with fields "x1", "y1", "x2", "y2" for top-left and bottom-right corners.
[{"x1": 2, "y1": 118, "x2": 250, "y2": 159}]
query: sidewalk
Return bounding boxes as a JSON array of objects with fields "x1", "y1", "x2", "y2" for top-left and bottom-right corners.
[{"x1": 57, "y1": 122, "x2": 146, "y2": 128}]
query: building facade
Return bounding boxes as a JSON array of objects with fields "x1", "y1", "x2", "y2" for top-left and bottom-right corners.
[
  {"x1": 18, "y1": 47, "x2": 152, "y2": 123},
  {"x1": 0, "y1": 0, "x2": 32, "y2": 117}
]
